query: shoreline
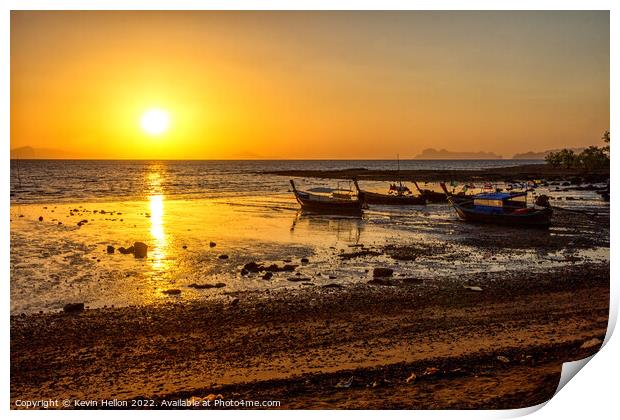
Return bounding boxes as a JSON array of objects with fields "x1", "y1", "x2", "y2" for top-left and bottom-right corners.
[
  {"x1": 262, "y1": 163, "x2": 610, "y2": 182},
  {"x1": 11, "y1": 262, "x2": 608, "y2": 409}
]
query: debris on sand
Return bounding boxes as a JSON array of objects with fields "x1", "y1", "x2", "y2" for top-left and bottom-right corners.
[
  {"x1": 162, "y1": 289, "x2": 182, "y2": 295},
  {"x1": 335, "y1": 376, "x2": 354, "y2": 389},
  {"x1": 422, "y1": 367, "x2": 439, "y2": 377},
  {"x1": 133, "y1": 242, "x2": 148, "y2": 258},
  {"x1": 339, "y1": 250, "x2": 382, "y2": 260},
  {"x1": 373, "y1": 267, "x2": 394, "y2": 278},
  {"x1": 63, "y1": 303, "x2": 85, "y2": 314},
  {"x1": 463, "y1": 285, "x2": 483, "y2": 292},
  {"x1": 106, "y1": 245, "x2": 115, "y2": 254},
  {"x1": 580, "y1": 338, "x2": 603, "y2": 349}
]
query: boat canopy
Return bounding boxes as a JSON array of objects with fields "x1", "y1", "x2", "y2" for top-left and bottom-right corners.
[{"x1": 474, "y1": 191, "x2": 527, "y2": 200}]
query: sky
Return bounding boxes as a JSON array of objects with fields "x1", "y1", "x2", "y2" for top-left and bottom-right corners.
[{"x1": 10, "y1": 11, "x2": 610, "y2": 159}]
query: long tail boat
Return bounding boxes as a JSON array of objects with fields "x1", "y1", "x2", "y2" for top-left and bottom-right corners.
[
  {"x1": 412, "y1": 181, "x2": 448, "y2": 203},
  {"x1": 290, "y1": 179, "x2": 365, "y2": 215},
  {"x1": 440, "y1": 182, "x2": 552, "y2": 228},
  {"x1": 352, "y1": 180, "x2": 426, "y2": 205}
]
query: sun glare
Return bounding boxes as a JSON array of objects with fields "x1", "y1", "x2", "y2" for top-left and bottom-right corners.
[{"x1": 140, "y1": 109, "x2": 170, "y2": 136}]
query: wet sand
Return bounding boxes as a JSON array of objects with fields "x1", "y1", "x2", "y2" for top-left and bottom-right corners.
[
  {"x1": 11, "y1": 263, "x2": 608, "y2": 409},
  {"x1": 263, "y1": 163, "x2": 609, "y2": 182}
]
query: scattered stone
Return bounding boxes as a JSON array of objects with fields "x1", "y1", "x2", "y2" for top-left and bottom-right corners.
[
  {"x1": 580, "y1": 338, "x2": 603, "y2": 349},
  {"x1": 240, "y1": 269, "x2": 249, "y2": 276},
  {"x1": 162, "y1": 289, "x2": 181, "y2": 295},
  {"x1": 288, "y1": 277, "x2": 311, "y2": 282},
  {"x1": 301, "y1": 257, "x2": 309, "y2": 263},
  {"x1": 63, "y1": 303, "x2": 85, "y2": 314},
  {"x1": 38, "y1": 216, "x2": 43, "y2": 222},
  {"x1": 373, "y1": 267, "x2": 394, "y2": 278},
  {"x1": 339, "y1": 250, "x2": 382, "y2": 260},
  {"x1": 406, "y1": 373, "x2": 417, "y2": 384},
  {"x1": 402, "y1": 278, "x2": 423, "y2": 285},
  {"x1": 209, "y1": 242, "x2": 217, "y2": 248},
  {"x1": 243, "y1": 262, "x2": 262, "y2": 272},
  {"x1": 182, "y1": 245, "x2": 187, "y2": 249},
  {"x1": 188, "y1": 282, "x2": 226, "y2": 289},
  {"x1": 323, "y1": 283, "x2": 344, "y2": 289},
  {"x1": 463, "y1": 285, "x2": 483, "y2": 292},
  {"x1": 106, "y1": 245, "x2": 115, "y2": 254},
  {"x1": 230, "y1": 298, "x2": 240, "y2": 306},
  {"x1": 118, "y1": 246, "x2": 134, "y2": 255},
  {"x1": 133, "y1": 242, "x2": 148, "y2": 258},
  {"x1": 262, "y1": 272, "x2": 273, "y2": 280},
  {"x1": 496, "y1": 355, "x2": 510, "y2": 363}
]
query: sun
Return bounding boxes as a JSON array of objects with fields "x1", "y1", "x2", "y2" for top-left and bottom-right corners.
[{"x1": 140, "y1": 108, "x2": 170, "y2": 136}]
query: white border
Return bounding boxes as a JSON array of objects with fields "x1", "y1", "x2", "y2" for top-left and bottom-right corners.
[{"x1": 3, "y1": 2, "x2": 616, "y2": 419}]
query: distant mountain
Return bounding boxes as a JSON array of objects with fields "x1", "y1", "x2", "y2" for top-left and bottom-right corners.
[
  {"x1": 11, "y1": 146, "x2": 77, "y2": 159},
  {"x1": 414, "y1": 148, "x2": 502, "y2": 160},
  {"x1": 512, "y1": 147, "x2": 586, "y2": 160}
]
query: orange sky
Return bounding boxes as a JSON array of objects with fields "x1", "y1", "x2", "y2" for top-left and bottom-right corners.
[{"x1": 10, "y1": 11, "x2": 610, "y2": 159}]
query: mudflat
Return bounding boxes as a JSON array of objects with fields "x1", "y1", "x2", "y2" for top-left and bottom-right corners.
[{"x1": 11, "y1": 262, "x2": 608, "y2": 409}]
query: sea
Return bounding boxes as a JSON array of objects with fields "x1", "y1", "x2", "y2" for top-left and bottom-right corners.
[{"x1": 10, "y1": 159, "x2": 543, "y2": 204}]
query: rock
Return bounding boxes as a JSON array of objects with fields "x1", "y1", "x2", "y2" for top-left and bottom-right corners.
[
  {"x1": 301, "y1": 257, "x2": 309, "y2": 263},
  {"x1": 288, "y1": 277, "x2": 310, "y2": 282},
  {"x1": 463, "y1": 285, "x2": 483, "y2": 292},
  {"x1": 240, "y1": 269, "x2": 249, "y2": 276},
  {"x1": 243, "y1": 262, "x2": 262, "y2": 272},
  {"x1": 373, "y1": 267, "x2": 394, "y2": 278},
  {"x1": 133, "y1": 242, "x2": 148, "y2": 258},
  {"x1": 218, "y1": 254, "x2": 229, "y2": 260},
  {"x1": 262, "y1": 272, "x2": 273, "y2": 280},
  {"x1": 63, "y1": 302, "x2": 85, "y2": 313},
  {"x1": 106, "y1": 245, "x2": 115, "y2": 254},
  {"x1": 189, "y1": 282, "x2": 226, "y2": 289},
  {"x1": 580, "y1": 338, "x2": 603, "y2": 349},
  {"x1": 335, "y1": 376, "x2": 354, "y2": 389},
  {"x1": 323, "y1": 283, "x2": 344, "y2": 289},
  {"x1": 230, "y1": 297, "x2": 240, "y2": 306},
  {"x1": 182, "y1": 245, "x2": 187, "y2": 249},
  {"x1": 77, "y1": 219, "x2": 88, "y2": 226},
  {"x1": 406, "y1": 373, "x2": 417, "y2": 384},
  {"x1": 162, "y1": 289, "x2": 181, "y2": 295},
  {"x1": 209, "y1": 241, "x2": 216, "y2": 247},
  {"x1": 38, "y1": 216, "x2": 43, "y2": 222},
  {"x1": 402, "y1": 278, "x2": 423, "y2": 284},
  {"x1": 496, "y1": 355, "x2": 510, "y2": 363}
]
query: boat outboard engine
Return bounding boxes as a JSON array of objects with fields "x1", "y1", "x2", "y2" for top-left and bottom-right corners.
[{"x1": 535, "y1": 194, "x2": 551, "y2": 208}]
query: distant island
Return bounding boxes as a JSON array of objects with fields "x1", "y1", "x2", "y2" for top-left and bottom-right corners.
[
  {"x1": 512, "y1": 147, "x2": 586, "y2": 160},
  {"x1": 11, "y1": 146, "x2": 77, "y2": 159},
  {"x1": 414, "y1": 148, "x2": 502, "y2": 160}
]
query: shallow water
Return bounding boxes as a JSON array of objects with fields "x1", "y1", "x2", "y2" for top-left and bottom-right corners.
[{"x1": 10, "y1": 186, "x2": 608, "y2": 314}]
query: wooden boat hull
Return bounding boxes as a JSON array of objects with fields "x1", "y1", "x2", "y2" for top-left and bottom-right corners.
[
  {"x1": 294, "y1": 194, "x2": 364, "y2": 215},
  {"x1": 451, "y1": 201, "x2": 552, "y2": 228},
  {"x1": 361, "y1": 190, "x2": 426, "y2": 205},
  {"x1": 290, "y1": 180, "x2": 364, "y2": 215}
]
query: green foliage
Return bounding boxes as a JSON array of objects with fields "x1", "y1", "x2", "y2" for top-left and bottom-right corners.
[{"x1": 545, "y1": 131, "x2": 610, "y2": 172}]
